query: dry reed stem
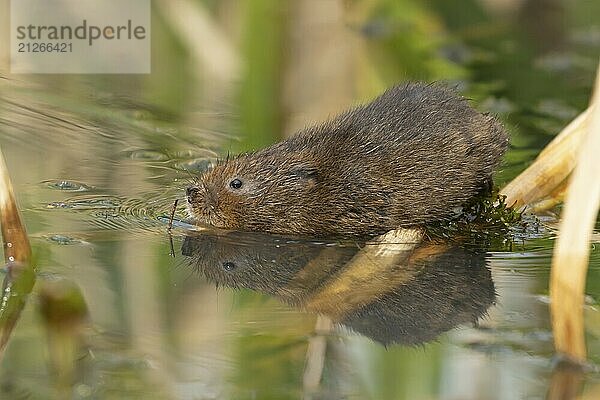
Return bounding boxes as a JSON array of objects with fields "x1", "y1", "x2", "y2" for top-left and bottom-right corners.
[
  {"x1": 303, "y1": 315, "x2": 333, "y2": 397},
  {"x1": 0, "y1": 149, "x2": 31, "y2": 264},
  {"x1": 539, "y1": 108, "x2": 591, "y2": 158},
  {"x1": 500, "y1": 107, "x2": 590, "y2": 210},
  {"x1": 549, "y1": 61, "x2": 600, "y2": 362},
  {"x1": 0, "y1": 147, "x2": 34, "y2": 358},
  {"x1": 527, "y1": 180, "x2": 568, "y2": 214}
]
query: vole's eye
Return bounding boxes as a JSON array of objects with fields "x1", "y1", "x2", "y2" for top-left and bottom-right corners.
[
  {"x1": 229, "y1": 179, "x2": 243, "y2": 189},
  {"x1": 186, "y1": 186, "x2": 200, "y2": 203},
  {"x1": 222, "y1": 261, "x2": 236, "y2": 271}
]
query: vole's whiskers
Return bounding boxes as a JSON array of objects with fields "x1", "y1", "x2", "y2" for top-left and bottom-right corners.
[{"x1": 182, "y1": 167, "x2": 196, "y2": 181}]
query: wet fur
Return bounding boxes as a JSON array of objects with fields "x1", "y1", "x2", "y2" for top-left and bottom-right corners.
[{"x1": 187, "y1": 83, "x2": 509, "y2": 238}]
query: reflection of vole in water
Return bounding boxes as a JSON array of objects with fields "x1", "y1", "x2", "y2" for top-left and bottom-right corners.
[
  {"x1": 182, "y1": 232, "x2": 359, "y2": 304},
  {"x1": 186, "y1": 83, "x2": 509, "y2": 238},
  {"x1": 182, "y1": 232, "x2": 495, "y2": 346}
]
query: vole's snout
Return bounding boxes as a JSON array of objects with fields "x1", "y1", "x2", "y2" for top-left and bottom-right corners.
[{"x1": 186, "y1": 186, "x2": 200, "y2": 204}]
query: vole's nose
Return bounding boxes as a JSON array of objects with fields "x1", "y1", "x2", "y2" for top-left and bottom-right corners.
[{"x1": 186, "y1": 186, "x2": 200, "y2": 203}]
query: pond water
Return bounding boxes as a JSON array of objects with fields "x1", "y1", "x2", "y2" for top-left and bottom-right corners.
[{"x1": 1, "y1": 1, "x2": 600, "y2": 399}]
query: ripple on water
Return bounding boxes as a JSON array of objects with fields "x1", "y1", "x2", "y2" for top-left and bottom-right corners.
[
  {"x1": 173, "y1": 158, "x2": 213, "y2": 173},
  {"x1": 99, "y1": 196, "x2": 182, "y2": 232},
  {"x1": 46, "y1": 195, "x2": 122, "y2": 210},
  {"x1": 43, "y1": 234, "x2": 87, "y2": 245},
  {"x1": 122, "y1": 149, "x2": 170, "y2": 161},
  {"x1": 44, "y1": 192, "x2": 181, "y2": 236},
  {"x1": 41, "y1": 179, "x2": 94, "y2": 192}
]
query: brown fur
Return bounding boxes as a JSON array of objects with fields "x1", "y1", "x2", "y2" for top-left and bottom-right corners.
[{"x1": 187, "y1": 83, "x2": 509, "y2": 238}]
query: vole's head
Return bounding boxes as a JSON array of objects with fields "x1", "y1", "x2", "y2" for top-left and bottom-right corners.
[{"x1": 186, "y1": 152, "x2": 321, "y2": 234}]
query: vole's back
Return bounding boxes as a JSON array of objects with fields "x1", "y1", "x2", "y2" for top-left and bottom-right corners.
[
  {"x1": 190, "y1": 82, "x2": 510, "y2": 238},
  {"x1": 269, "y1": 83, "x2": 509, "y2": 233}
]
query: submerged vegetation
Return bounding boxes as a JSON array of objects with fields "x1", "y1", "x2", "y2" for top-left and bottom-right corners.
[{"x1": 425, "y1": 187, "x2": 524, "y2": 248}]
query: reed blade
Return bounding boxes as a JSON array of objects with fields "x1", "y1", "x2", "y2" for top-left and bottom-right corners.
[{"x1": 0, "y1": 148, "x2": 35, "y2": 358}]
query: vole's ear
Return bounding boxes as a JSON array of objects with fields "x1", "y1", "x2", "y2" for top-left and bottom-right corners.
[{"x1": 287, "y1": 164, "x2": 320, "y2": 181}]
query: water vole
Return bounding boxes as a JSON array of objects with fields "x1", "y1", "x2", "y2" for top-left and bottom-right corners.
[{"x1": 187, "y1": 83, "x2": 509, "y2": 238}]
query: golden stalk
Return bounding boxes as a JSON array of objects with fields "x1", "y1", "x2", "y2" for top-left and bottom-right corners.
[
  {"x1": 0, "y1": 147, "x2": 35, "y2": 358},
  {"x1": 500, "y1": 107, "x2": 590, "y2": 210},
  {"x1": 549, "y1": 61, "x2": 600, "y2": 362}
]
